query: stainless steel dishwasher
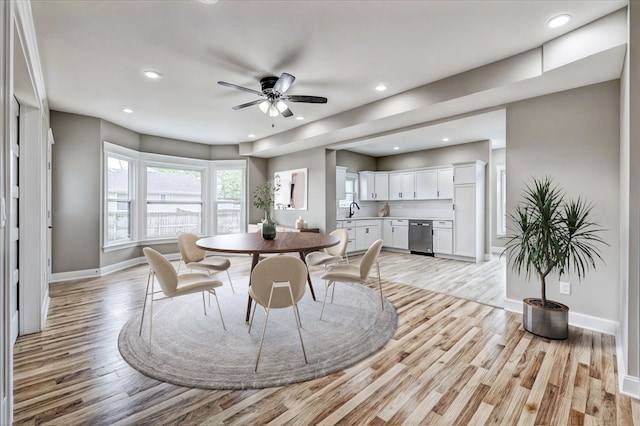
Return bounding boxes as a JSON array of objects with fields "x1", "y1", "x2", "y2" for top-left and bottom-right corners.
[{"x1": 409, "y1": 220, "x2": 434, "y2": 255}]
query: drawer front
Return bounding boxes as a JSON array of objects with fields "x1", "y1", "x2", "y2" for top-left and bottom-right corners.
[
  {"x1": 392, "y1": 219, "x2": 408, "y2": 226},
  {"x1": 433, "y1": 220, "x2": 453, "y2": 229},
  {"x1": 356, "y1": 219, "x2": 380, "y2": 227}
]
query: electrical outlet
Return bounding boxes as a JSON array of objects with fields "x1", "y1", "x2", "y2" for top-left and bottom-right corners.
[{"x1": 559, "y1": 281, "x2": 571, "y2": 295}]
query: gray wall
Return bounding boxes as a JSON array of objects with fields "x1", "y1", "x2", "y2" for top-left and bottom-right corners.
[
  {"x1": 266, "y1": 147, "x2": 333, "y2": 233},
  {"x1": 51, "y1": 111, "x2": 102, "y2": 272},
  {"x1": 506, "y1": 80, "x2": 620, "y2": 320}
]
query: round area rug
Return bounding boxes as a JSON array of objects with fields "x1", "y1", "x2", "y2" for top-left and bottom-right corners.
[{"x1": 118, "y1": 280, "x2": 397, "y2": 389}]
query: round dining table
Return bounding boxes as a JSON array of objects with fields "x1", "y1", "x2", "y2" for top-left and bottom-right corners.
[{"x1": 197, "y1": 231, "x2": 339, "y2": 321}]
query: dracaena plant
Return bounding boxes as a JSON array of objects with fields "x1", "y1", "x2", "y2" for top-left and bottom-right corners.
[{"x1": 504, "y1": 176, "x2": 607, "y2": 308}]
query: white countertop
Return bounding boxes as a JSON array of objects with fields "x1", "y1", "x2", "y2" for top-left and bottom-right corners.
[{"x1": 337, "y1": 216, "x2": 452, "y2": 221}]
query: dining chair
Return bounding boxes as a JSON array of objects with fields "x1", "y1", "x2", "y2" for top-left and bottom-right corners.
[
  {"x1": 140, "y1": 247, "x2": 226, "y2": 352},
  {"x1": 305, "y1": 228, "x2": 349, "y2": 270},
  {"x1": 177, "y1": 232, "x2": 235, "y2": 293},
  {"x1": 248, "y1": 255, "x2": 308, "y2": 372},
  {"x1": 319, "y1": 239, "x2": 384, "y2": 320}
]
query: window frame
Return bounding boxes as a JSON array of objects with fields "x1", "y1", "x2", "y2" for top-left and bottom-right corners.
[
  {"x1": 103, "y1": 143, "x2": 137, "y2": 249},
  {"x1": 102, "y1": 142, "x2": 246, "y2": 250}
]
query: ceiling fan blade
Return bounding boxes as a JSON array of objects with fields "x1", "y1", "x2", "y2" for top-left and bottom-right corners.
[
  {"x1": 218, "y1": 80, "x2": 265, "y2": 97},
  {"x1": 280, "y1": 106, "x2": 294, "y2": 118},
  {"x1": 282, "y1": 95, "x2": 328, "y2": 104},
  {"x1": 273, "y1": 73, "x2": 295, "y2": 95},
  {"x1": 232, "y1": 99, "x2": 265, "y2": 110}
]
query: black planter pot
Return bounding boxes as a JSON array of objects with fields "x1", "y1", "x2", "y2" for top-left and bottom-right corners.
[{"x1": 522, "y1": 298, "x2": 569, "y2": 340}]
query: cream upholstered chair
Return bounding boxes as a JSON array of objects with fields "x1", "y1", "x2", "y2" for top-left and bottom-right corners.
[
  {"x1": 319, "y1": 239, "x2": 384, "y2": 319},
  {"x1": 177, "y1": 233, "x2": 234, "y2": 293},
  {"x1": 305, "y1": 228, "x2": 349, "y2": 271},
  {"x1": 248, "y1": 255, "x2": 308, "y2": 372},
  {"x1": 140, "y1": 247, "x2": 226, "y2": 352}
]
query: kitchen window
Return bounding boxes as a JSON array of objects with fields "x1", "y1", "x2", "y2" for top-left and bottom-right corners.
[
  {"x1": 496, "y1": 165, "x2": 506, "y2": 237},
  {"x1": 338, "y1": 173, "x2": 359, "y2": 208}
]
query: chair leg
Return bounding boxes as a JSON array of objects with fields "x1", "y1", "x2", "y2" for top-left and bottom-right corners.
[
  {"x1": 292, "y1": 301, "x2": 308, "y2": 365},
  {"x1": 202, "y1": 291, "x2": 207, "y2": 315},
  {"x1": 208, "y1": 289, "x2": 226, "y2": 330},
  {"x1": 248, "y1": 302, "x2": 258, "y2": 333},
  {"x1": 226, "y1": 270, "x2": 235, "y2": 294},
  {"x1": 320, "y1": 280, "x2": 335, "y2": 320},
  {"x1": 255, "y1": 306, "x2": 271, "y2": 372},
  {"x1": 376, "y1": 262, "x2": 383, "y2": 310},
  {"x1": 139, "y1": 268, "x2": 153, "y2": 336},
  {"x1": 147, "y1": 275, "x2": 155, "y2": 353}
]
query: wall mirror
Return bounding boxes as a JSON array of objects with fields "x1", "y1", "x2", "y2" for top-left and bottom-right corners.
[{"x1": 274, "y1": 168, "x2": 307, "y2": 210}]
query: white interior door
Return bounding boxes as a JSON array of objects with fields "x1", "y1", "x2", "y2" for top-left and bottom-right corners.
[{"x1": 9, "y1": 98, "x2": 19, "y2": 344}]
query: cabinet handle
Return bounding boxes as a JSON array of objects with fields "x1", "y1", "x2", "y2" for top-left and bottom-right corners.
[{"x1": 437, "y1": 190, "x2": 440, "y2": 197}]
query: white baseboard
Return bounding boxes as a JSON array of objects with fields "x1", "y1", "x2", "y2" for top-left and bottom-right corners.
[
  {"x1": 503, "y1": 298, "x2": 617, "y2": 336},
  {"x1": 49, "y1": 251, "x2": 248, "y2": 284},
  {"x1": 50, "y1": 253, "x2": 181, "y2": 283},
  {"x1": 616, "y1": 327, "x2": 640, "y2": 399}
]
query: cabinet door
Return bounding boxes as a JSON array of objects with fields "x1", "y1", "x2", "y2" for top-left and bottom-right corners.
[
  {"x1": 453, "y1": 184, "x2": 476, "y2": 257},
  {"x1": 359, "y1": 172, "x2": 375, "y2": 201},
  {"x1": 415, "y1": 170, "x2": 437, "y2": 199},
  {"x1": 336, "y1": 166, "x2": 347, "y2": 200},
  {"x1": 437, "y1": 167, "x2": 453, "y2": 199},
  {"x1": 393, "y1": 225, "x2": 409, "y2": 250},
  {"x1": 382, "y1": 220, "x2": 393, "y2": 246},
  {"x1": 389, "y1": 172, "x2": 414, "y2": 200},
  {"x1": 433, "y1": 227, "x2": 453, "y2": 254},
  {"x1": 453, "y1": 164, "x2": 476, "y2": 185},
  {"x1": 374, "y1": 173, "x2": 389, "y2": 200}
]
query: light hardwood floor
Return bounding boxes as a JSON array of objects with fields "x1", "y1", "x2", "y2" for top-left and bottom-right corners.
[{"x1": 13, "y1": 252, "x2": 640, "y2": 425}]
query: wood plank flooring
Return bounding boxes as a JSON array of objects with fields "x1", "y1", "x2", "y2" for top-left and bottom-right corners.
[{"x1": 12, "y1": 252, "x2": 640, "y2": 425}]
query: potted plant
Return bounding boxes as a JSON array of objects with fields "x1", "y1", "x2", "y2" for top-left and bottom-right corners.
[
  {"x1": 504, "y1": 176, "x2": 607, "y2": 339},
  {"x1": 252, "y1": 181, "x2": 280, "y2": 240}
]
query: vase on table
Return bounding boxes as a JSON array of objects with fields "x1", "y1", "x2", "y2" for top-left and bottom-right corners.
[{"x1": 261, "y1": 211, "x2": 276, "y2": 240}]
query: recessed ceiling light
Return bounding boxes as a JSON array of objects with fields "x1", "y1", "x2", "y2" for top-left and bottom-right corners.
[
  {"x1": 393, "y1": 146, "x2": 399, "y2": 150},
  {"x1": 547, "y1": 14, "x2": 571, "y2": 28},
  {"x1": 143, "y1": 69, "x2": 162, "y2": 79},
  {"x1": 375, "y1": 84, "x2": 387, "y2": 92},
  {"x1": 122, "y1": 108, "x2": 134, "y2": 114},
  {"x1": 442, "y1": 137, "x2": 449, "y2": 142},
  {"x1": 296, "y1": 116, "x2": 304, "y2": 121},
  {"x1": 248, "y1": 134, "x2": 256, "y2": 138}
]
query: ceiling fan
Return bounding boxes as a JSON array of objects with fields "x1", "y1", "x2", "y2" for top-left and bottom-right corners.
[{"x1": 217, "y1": 73, "x2": 327, "y2": 118}]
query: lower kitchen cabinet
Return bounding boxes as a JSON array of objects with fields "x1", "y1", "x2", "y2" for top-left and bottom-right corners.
[
  {"x1": 432, "y1": 220, "x2": 453, "y2": 255},
  {"x1": 355, "y1": 220, "x2": 381, "y2": 251},
  {"x1": 383, "y1": 219, "x2": 409, "y2": 250}
]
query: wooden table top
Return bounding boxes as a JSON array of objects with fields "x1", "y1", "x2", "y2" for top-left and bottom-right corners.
[{"x1": 196, "y1": 232, "x2": 339, "y2": 254}]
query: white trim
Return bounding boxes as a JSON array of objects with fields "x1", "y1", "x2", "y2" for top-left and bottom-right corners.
[
  {"x1": 50, "y1": 253, "x2": 181, "y2": 283},
  {"x1": 503, "y1": 298, "x2": 618, "y2": 335},
  {"x1": 616, "y1": 326, "x2": 640, "y2": 399}
]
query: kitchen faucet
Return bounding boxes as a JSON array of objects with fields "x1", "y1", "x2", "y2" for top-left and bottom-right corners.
[{"x1": 348, "y1": 201, "x2": 360, "y2": 218}]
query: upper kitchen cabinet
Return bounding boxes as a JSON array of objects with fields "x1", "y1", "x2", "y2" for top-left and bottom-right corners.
[
  {"x1": 359, "y1": 171, "x2": 389, "y2": 201},
  {"x1": 389, "y1": 171, "x2": 415, "y2": 200},
  {"x1": 415, "y1": 167, "x2": 453, "y2": 199},
  {"x1": 452, "y1": 160, "x2": 486, "y2": 262}
]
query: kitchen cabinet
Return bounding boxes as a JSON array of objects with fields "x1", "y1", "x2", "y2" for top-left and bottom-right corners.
[
  {"x1": 452, "y1": 161, "x2": 485, "y2": 262},
  {"x1": 336, "y1": 166, "x2": 347, "y2": 200},
  {"x1": 355, "y1": 219, "x2": 381, "y2": 251},
  {"x1": 437, "y1": 167, "x2": 454, "y2": 198},
  {"x1": 359, "y1": 171, "x2": 389, "y2": 201},
  {"x1": 415, "y1": 167, "x2": 453, "y2": 199},
  {"x1": 432, "y1": 220, "x2": 453, "y2": 255},
  {"x1": 337, "y1": 219, "x2": 357, "y2": 253},
  {"x1": 383, "y1": 219, "x2": 409, "y2": 249},
  {"x1": 389, "y1": 172, "x2": 415, "y2": 200}
]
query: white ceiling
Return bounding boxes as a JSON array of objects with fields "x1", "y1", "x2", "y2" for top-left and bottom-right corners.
[{"x1": 29, "y1": 0, "x2": 626, "y2": 157}]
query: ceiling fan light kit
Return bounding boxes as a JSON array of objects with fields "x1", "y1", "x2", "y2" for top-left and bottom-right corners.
[{"x1": 218, "y1": 72, "x2": 327, "y2": 119}]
